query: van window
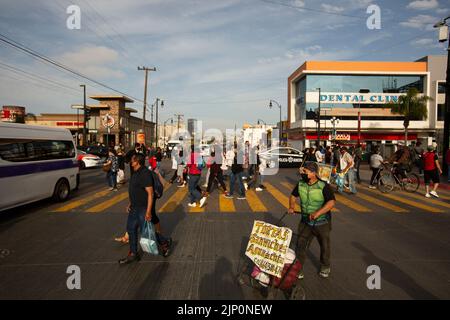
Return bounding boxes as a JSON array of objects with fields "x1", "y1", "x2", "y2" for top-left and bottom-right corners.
[{"x1": 0, "y1": 139, "x2": 75, "y2": 162}]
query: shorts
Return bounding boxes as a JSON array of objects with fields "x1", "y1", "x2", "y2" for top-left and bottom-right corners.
[{"x1": 424, "y1": 169, "x2": 440, "y2": 184}]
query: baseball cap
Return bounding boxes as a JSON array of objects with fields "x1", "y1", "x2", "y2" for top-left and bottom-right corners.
[{"x1": 303, "y1": 161, "x2": 319, "y2": 173}]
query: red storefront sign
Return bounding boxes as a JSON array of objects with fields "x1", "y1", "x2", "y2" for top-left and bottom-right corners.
[
  {"x1": 305, "y1": 132, "x2": 417, "y2": 141},
  {"x1": 56, "y1": 122, "x2": 84, "y2": 127}
]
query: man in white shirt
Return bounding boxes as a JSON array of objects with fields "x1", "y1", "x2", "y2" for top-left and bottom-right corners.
[
  {"x1": 338, "y1": 146, "x2": 357, "y2": 194},
  {"x1": 315, "y1": 147, "x2": 324, "y2": 163}
]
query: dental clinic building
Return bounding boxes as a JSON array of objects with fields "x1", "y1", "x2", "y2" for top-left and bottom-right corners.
[{"x1": 286, "y1": 55, "x2": 447, "y2": 155}]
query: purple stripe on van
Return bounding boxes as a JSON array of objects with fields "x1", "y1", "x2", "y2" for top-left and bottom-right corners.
[{"x1": 0, "y1": 160, "x2": 78, "y2": 178}]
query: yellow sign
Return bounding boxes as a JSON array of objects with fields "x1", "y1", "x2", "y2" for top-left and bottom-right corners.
[{"x1": 245, "y1": 220, "x2": 293, "y2": 278}]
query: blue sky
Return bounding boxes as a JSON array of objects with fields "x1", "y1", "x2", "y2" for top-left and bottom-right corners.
[{"x1": 0, "y1": 0, "x2": 448, "y2": 130}]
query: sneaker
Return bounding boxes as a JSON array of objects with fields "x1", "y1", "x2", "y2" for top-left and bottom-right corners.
[
  {"x1": 224, "y1": 193, "x2": 234, "y2": 199},
  {"x1": 112, "y1": 188, "x2": 118, "y2": 192},
  {"x1": 202, "y1": 184, "x2": 208, "y2": 188},
  {"x1": 256, "y1": 187, "x2": 263, "y2": 192},
  {"x1": 368, "y1": 185, "x2": 376, "y2": 189},
  {"x1": 162, "y1": 238, "x2": 173, "y2": 257},
  {"x1": 319, "y1": 267, "x2": 331, "y2": 278},
  {"x1": 297, "y1": 271, "x2": 304, "y2": 280},
  {"x1": 430, "y1": 190, "x2": 439, "y2": 198},
  {"x1": 237, "y1": 196, "x2": 246, "y2": 200},
  {"x1": 109, "y1": 187, "x2": 114, "y2": 191},
  {"x1": 118, "y1": 253, "x2": 140, "y2": 265},
  {"x1": 425, "y1": 193, "x2": 431, "y2": 198},
  {"x1": 177, "y1": 183, "x2": 186, "y2": 188},
  {"x1": 199, "y1": 197, "x2": 207, "y2": 208},
  {"x1": 188, "y1": 202, "x2": 197, "y2": 207},
  {"x1": 244, "y1": 183, "x2": 249, "y2": 191}
]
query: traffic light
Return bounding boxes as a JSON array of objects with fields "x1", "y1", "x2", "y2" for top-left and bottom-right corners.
[
  {"x1": 314, "y1": 110, "x2": 320, "y2": 123},
  {"x1": 84, "y1": 107, "x2": 91, "y2": 122}
]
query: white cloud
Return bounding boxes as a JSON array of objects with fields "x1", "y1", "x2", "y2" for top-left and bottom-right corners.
[
  {"x1": 360, "y1": 33, "x2": 393, "y2": 46},
  {"x1": 436, "y1": 8, "x2": 449, "y2": 14},
  {"x1": 411, "y1": 38, "x2": 442, "y2": 47},
  {"x1": 407, "y1": 0, "x2": 439, "y2": 10},
  {"x1": 399, "y1": 14, "x2": 438, "y2": 29},
  {"x1": 56, "y1": 46, "x2": 125, "y2": 79},
  {"x1": 292, "y1": 0, "x2": 305, "y2": 7},
  {"x1": 321, "y1": 4, "x2": 345, "y2": 13}
]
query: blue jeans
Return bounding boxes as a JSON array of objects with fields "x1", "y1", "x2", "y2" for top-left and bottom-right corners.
[
  {"x1": 107, "y1": 171, "x2": 117, "y2": 188},
  {"x1": 339, "y1": 168, "x2": 357, "y2": 194},
  {"x1": 127, "y1": 207, "x2": 146, "y2": 255},
  {"x1": 188, "y1": 174, "x2": 202, "y2": 203},
  {"x1": 230, "y1": 171, "x2": 245, "y2": 197}
]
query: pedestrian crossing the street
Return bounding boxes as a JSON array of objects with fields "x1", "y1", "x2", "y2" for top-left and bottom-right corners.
[{"x1": 51, "y1": 180, "x2": 450, "y2": 215}]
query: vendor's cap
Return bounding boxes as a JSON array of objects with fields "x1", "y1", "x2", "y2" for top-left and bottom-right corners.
[
  {"x1": 427, "y1": 145, "x2": 435, "y2": 151},
  {"x1": 303, "y1": 161, "x2": 319, "y2": 173}
]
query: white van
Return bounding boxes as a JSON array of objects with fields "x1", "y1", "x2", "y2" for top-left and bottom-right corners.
[{"x1": 0, "y1": 122, "x2": 79, "y2": 211}]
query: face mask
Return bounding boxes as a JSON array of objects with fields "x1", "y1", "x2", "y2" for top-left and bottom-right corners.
[{"x1": 301, "y1": 173, "x2": 310, "y2": 183}]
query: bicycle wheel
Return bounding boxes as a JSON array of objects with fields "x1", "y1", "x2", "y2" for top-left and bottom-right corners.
[
  {"x1": 378, "y1": 172, "x2": 395, "y2": 193},
  {"x1": 403, "y1": 173, "x2": 420, "y2": 193}
]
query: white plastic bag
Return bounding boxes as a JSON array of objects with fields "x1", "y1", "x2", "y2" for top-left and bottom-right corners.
[{"x1": 139, "y1": 221, "x2": 159, "y2": 255}]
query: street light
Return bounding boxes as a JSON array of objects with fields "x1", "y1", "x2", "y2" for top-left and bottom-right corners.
[
  {"x1": 434, "y1": 16, "x2": 450, "y2": 173},
  {"x1": 358, "y1": 88, "x2": 370, "y2": 145},
  {"x1": 153, "y1": 98, "x2": 164, "y2": 147},
  {"x1": 80, "y1": 84, "x2": 87, "y2": 146},
  {"x1": 257, "y1": 119, "x2": 267, "y2": 126},
  {"x1": 269, "y1": 99, "x2": 282, "y2": 145},
  {"x1": 315, "y1": 88, "x2": 321, "y2": 147}
]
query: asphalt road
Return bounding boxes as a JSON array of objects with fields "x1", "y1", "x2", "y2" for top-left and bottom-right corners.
[{"x1": 0, "y1": 160, "x2": 449, "y2": 300}]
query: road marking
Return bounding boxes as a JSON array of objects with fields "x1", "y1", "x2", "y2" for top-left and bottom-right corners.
[
  {"x1": 265, "y1": 182, "x2": 290, "y2": 209},
  {"x1": 219, "y1": 195, "x2": 236, "y2": 213},
  {"x1": 335, "y1": 194, "x2": 372, "y2": 212},
  {"x1": 246, "y1": 190, "x2": 268, "y2": 212},
  {"x1": 86, "y1": 192, "x2": 129, "y2": 213},
  {"x1": 159, "y1": 187, "x2": 188, "y2": 213},
  {"x1": 53, "y1": 189, "x2": 111, "y2": 212},
  {"x1": 280, "y1": 182, "x2": 339, "y2": 212},
  {"x1": 189, "y1": 203, "x2": 205, "y2": 213},
  {"x1": 356, "y1": 192, "x2": 408, "y2": 213},
  {"x1": 399, "y1": 191, "x2": 450, "y2": 210},
  {"x1": 366, "y1": 189, "x2": 444, "y2": 213}
]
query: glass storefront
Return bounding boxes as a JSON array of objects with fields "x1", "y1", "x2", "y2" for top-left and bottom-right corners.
[{"x1": 295, "y1": 74, "x2": 426, "y2": 122}]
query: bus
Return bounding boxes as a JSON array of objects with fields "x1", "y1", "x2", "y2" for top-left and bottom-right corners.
[{"x1": 0, "y1": 122, "x2": 79, "y2": 211}]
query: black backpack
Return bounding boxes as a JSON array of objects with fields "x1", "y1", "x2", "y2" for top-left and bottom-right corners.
[{"x1": 150, "y1": 170, "x2": 164, "y2": 199}]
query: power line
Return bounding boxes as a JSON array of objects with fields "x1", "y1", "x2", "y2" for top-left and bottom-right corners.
[
  {"x1": 0, "y1": 32, "x2": 146, "y2": 105},
  {"x1": 0, "y1": 60, "x2": 81, "y2": 94},
  {"x1": 257, "y1": 0, "x2": 366, "y2": 20}
]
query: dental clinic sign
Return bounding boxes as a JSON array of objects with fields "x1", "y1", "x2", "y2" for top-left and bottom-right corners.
[{"x1": 306, "y1": 92, "x2": 402, "y2": 105}]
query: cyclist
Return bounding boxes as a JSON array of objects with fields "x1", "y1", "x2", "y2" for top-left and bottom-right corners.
[{"x1": 388, "y1": 142, "x2": 411, "y2": 181}]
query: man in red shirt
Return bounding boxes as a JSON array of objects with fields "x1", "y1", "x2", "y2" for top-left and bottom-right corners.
[
  {"x1": 423, "y1": 145, "x2": 443, "y2": 198},
  {"x1": 187, "y1": 144, "x2": 207, "y2": 208}
]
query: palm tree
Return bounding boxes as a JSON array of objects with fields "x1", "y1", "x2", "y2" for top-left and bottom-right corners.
[{"x1": 386, "y1": 88, "x2": 431, "y2": 145}]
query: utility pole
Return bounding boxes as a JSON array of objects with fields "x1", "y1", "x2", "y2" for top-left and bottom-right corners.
[
  {"x1": 80, "y1": 84, "x2": 87, "y2": 146},
  {"x1": 137, "y1": 66, "x2": 156, "y2": 145},
  {"x1": 316, "y1": 88, "x2": 321, "y2": 147},
  {"x1": 434, "y1": 17, "x2": 450, "y2": 173}
]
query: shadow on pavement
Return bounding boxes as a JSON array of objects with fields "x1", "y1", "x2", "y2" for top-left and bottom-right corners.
[
  {"x1": 199, "y1": 256, "x2": 244, "y2": 300},
  {"x1": 352, "y1": 241, "x2": 438, "y2": 300},
  {"x1": 134, "y1": 261, "x2": 171, "y2": 299}
]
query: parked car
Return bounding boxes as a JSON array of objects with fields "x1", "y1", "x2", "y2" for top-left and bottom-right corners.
[
  {"x1": 84, "y1": 145, "x2": 108, "y2": 158},
  {"x1": 259, "y1": 147, "x2": 304, "y2": 168},
  {"x1": 77, "y1": 150, "x2": 102, "y2": 169}
]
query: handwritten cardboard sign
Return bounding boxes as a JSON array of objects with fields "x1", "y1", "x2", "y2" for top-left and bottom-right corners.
[{"x1": 245, "y1": 220, "x2": 293, "y2": 278}]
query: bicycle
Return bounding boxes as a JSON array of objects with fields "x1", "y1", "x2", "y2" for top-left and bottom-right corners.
[{"x1": 376, "y1": 162, "x2": 420, "y2": 193}]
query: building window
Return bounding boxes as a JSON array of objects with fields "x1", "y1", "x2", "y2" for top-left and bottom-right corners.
[
  {"x1": 438, "y1": 81, "x2": 446, "y2": 94},
  {"x1": 438, "y1": 104, "x2": 445, "y2": 121},
  {"x1": 305, "y1": 74, "x2": 425, "y2": 93}
]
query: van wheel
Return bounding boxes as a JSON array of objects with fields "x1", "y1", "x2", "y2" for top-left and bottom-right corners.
[
  {"x1": 80, "y1": 160, "x2": 86, "y2": 169},
  {"x1": 53, "y1": 179, "x2": 70, "y2": 202}
]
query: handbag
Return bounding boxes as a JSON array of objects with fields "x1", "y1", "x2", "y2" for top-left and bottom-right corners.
[
  {"x1": 140, "y1": 221, "x2": 159, "y2": 255},
  {"x1": 102, "y1": 162, "x2": 111, "y2": 172}
]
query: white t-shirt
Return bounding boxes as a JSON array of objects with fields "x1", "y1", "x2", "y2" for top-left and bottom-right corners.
[
  {"x1": 340, "y1": 152, "x2": 354, "y2": 170},
  {"x1": 370, "y1": 154, "x2": 384, "y2": 169},
  {"x1": 315, "y1": 150, "x2": 324, "y2": 163}
]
